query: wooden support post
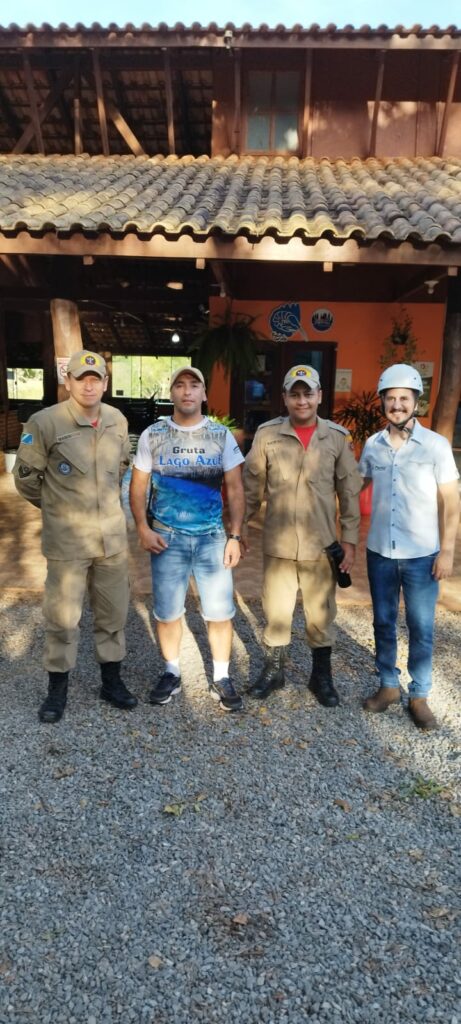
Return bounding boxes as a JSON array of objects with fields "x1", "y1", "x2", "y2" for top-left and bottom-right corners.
[
  {"x1": 301, "y1": 49, "x2": 313, "y2": 157},
  {"x1": 22, "y1": 54, "x2": 45, "y2": 154},
  {"x1": 73, "y1": 56, "x2": 82, "y2": 156},
  {"x1": 369, "y1": 51, "x2": 386, "y2": 157},
  {"x1": 49, "y1": 299, "x2": 83, "y2": 403},
  {"x1": 92, "y1": 50, "x2": 110, "y2": 156},
  {"x1": 163, "y1": 49, "x2": 176, "y2": 154},
  {"x1": 431, "y1": 276, "x2": 461, "y2": 442},
  {"x1": 437, "y1": 52, "x2": 460, "y2": 158},
  {"x1": 232, "y1": 50, "x2": 241, "y2": 156}
]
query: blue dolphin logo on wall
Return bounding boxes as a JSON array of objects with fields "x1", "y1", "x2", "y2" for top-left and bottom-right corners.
[{"x1": 269, "y1": 303, "x2": 308, "y2": 342}]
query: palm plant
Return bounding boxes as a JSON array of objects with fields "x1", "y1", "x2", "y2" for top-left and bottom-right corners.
[{"x1": 336, "y1": 391, "x2": 385, "y2": 448}]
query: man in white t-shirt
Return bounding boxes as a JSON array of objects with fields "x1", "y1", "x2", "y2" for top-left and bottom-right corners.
[{"x1": 130, "y1": 367, "x2": 245, "y2": 711}]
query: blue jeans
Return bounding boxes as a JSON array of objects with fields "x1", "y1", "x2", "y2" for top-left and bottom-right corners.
[
  {"x1": 151, "y1": 525, "x2": 235, "y2": 623},
  {"x1": 366, "y1": 549, "x2": 439, "y2": 698}
]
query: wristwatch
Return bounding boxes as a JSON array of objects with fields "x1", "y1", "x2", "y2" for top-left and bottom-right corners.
[{"x1": 228, "y1": 534, "x2": 242, "y2": 541}]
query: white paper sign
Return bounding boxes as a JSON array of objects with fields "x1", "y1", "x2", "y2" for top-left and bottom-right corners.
[{"x1": 335, "y1": 369, "x2": 352, "y2": 392}]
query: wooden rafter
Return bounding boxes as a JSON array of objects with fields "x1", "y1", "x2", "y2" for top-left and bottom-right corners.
[
  {"x1": 163, "y1": 49, "x2": 175, "y2": 155},
  {"x1": 301, "y1": 49, "x2": 313, "y2": 157},
  {"x1": 92, "y1": 50, "x2": 109, "y2": 156},
  {"x1": 437, "y1": 51, "x2": 460, "y2": 157},
  {"x1": 22, "y1": 54, "x2": 44, "y2": 154},
  {"x1": 369, "y1": 51, "x2": 386, "y2": 157},
  {"x1": 13, "y1": 68, "x2": 74, "y2": 154},
  {"x1": 107, "y1": 102, "x2": 145, "y2": 156}
]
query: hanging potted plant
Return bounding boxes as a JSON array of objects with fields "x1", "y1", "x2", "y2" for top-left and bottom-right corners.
[
  {"x1": 335, "y1": 391, "x2": 385, "y2": 515},
  {"x1": 189, "y1": 305, "x2": 265, "y2": 382}
]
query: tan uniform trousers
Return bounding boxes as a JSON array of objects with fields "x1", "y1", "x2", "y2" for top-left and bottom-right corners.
[
  {"x1": 43, "y1": 551, "x2": 129, "y2": 673},
  {"x1": 262, "y1": 553, "x2": 336, "y2": 649}
]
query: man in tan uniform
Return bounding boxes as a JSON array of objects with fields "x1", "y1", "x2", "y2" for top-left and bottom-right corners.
[
  {"x1": 243, "y1": 364, "x2": 362, "y2": 706},
  {"x1": 13, "y1": 349, "x2": 137, "y2": 722}
]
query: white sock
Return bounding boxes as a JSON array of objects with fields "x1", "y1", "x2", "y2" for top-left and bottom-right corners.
[
  {"x1": 165, "y1": 659, "x2": 180, "y2": 678},
  {"x1": 213, "y1": 660, "x2": 229, "y2": 682}
]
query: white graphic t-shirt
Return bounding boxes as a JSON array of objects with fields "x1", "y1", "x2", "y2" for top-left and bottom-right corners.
[{"x1": 134, "y1": 417, "x2": 244, "y2": 535}]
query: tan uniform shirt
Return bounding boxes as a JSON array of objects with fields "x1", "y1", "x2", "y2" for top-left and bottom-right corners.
[
  {"x1": 243, "y1": 416, "x2": 362, "y2": 560},
  {"x1": 13, "y1": 397, "x2": 130, "y2": 559}
]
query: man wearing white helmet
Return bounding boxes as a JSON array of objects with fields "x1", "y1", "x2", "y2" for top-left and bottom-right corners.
[{"x1": 360, "y1": 363, "x2": 459, "y2": 730}]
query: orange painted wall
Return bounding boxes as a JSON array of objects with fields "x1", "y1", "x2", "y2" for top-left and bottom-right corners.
[{"x1": 207, "y1": 298, "x2": 446, "y2": 426}]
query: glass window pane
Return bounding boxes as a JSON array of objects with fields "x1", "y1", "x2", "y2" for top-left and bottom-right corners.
[
  {"x1": 275, "y1": 72, "x2": 299, "y2": 110},
  {"x1": 7, "y1": 367, "x2": 43, "y2": 400},
  {"x1": 247, "y1": 114, "x2": 271, "y2": 150},
  {"x1": 274, "y1": 114, "x2": 299, "y2": 151},
  {"x1": 247, "y1": 71, "x2": 272, "y2": 112}
]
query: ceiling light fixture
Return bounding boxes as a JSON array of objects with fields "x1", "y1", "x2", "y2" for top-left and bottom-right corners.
[
  {"x1": 167, "y1": 281, "x2": 183, "y2": 291},
  {"x1": 171, "y1": 331, "x2": 181, "y2": 344}
]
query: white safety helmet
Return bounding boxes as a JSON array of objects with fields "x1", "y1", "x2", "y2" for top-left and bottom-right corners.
[{"x1": 377, "y1": 363, "x2": 424, "y2": 396}]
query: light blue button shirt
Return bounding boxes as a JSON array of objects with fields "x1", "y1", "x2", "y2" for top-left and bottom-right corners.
[{"x1": 359, "y1": 420, "x2": 459, "y2": 559}]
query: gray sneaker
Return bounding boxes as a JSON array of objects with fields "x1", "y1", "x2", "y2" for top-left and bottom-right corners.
[
  {"x1": 209, "y1": 677, "x2": 244, "y2": 712},
  {"x1": 149, "y1": 672, "x2": 181, "y2": 706}
]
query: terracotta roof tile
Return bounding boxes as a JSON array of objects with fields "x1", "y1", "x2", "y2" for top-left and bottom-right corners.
[{"x1": 0, "y1": 154, "x2": 460, "y2": 245}]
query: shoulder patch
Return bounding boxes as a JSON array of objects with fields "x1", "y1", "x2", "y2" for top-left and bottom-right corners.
[{"x1": 20, "y1": 432, "x2": 34, "y2": 445}]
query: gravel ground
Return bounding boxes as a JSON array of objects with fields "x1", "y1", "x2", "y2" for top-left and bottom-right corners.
[{"x1": 1, "y1": 591, "x2": 460, "y2": 1024}]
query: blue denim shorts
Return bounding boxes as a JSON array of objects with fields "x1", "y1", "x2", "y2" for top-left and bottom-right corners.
[{"x1": 151, "y1": 525, "x2": 235, "y2": 622}]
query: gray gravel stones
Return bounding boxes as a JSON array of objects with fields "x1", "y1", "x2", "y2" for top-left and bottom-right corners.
[{"x1": 1, "y1": 592, "x2": 460, "y2": 1024}]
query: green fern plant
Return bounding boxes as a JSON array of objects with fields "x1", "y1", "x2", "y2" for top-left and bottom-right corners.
[{"x1": 189, "y1": 307, "x2": 264, "y2": 381}]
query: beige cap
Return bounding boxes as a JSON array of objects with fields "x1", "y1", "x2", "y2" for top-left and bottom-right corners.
[
  {"x1": 66, "y1": 350, "x2": 107, "y2": 379},
  {"x1": 283, "y1": 365, "x2": 321, "y2": 391},
  {"x1": 170, "y1": 366, "x2": 206, "y2": 388}
]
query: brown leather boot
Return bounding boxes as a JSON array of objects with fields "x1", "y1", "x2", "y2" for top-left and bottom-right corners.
[
  {"x1": 363, "y1": 686, "x2": 400, "y2": 713},
  {"x1": 408, "y1": 698, "x2": 439, "y2": 731}
]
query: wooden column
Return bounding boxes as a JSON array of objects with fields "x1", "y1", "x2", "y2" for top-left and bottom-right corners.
[
  {"x1": 431, "y1": 275, "x2": 461, "y2": 442},
  {"x1": 49, "y1": 299, "x2": 83, "y2": 402}
]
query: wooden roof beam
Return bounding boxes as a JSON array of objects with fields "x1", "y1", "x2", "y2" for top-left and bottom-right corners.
[
  {"x1": 92, "y1": 50, "x2": 110, "y2": 156},
  {"x1": 22, "y1": 53, "x2": 44, "y2": 154},
  {"x1": 369, "y1": 51, "x2": 386, "y2": 157},
  {"x1": 437, "y1": 51, "x2": 460, "y2": 157},
  {"x1": 13, "y1": 67, "x2": 74, "y2": 154},
  {"x1": 1, "y1": 31, "x2": 461, "y2": 51},
  {"x1": 1, "y1": 232, "x2": 460, "y2": 267},
  {"x1": 163, "y1": 49, "x2": 176, "y2": 155}
]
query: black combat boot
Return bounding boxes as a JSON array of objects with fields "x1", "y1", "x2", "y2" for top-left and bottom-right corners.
[
  {"x1": 38, "y1": 672, "x2": 69, "y2": 723},
  {"x1": 100, "y1": 662, "x2": 138, "y2": 710},
  {"x1": 308, "y1": 647, "x2": 340, "y2": 707},
  {"x1": 249, "y1": 646, "x2": 287, "y2": 699}
]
